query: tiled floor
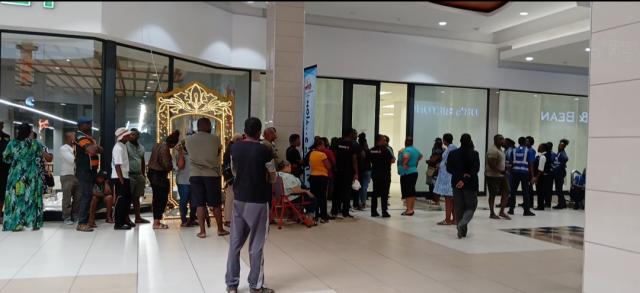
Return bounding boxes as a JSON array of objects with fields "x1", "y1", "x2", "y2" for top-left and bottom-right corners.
[{"x1": 0, "y1": 196, "x2": 584, "y2": 293}]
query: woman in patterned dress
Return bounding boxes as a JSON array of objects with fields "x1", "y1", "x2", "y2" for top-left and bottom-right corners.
[
  {"x1": 2, "y1": 123, "x2": 47, "y2": 231},
  {"x1": 434, "y1": 133, "x2": 457, "y2": 225}
]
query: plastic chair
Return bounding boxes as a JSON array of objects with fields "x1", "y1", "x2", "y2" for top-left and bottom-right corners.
[{"x1": 270, "y1": 176, "x2": 314, "y2": 229}]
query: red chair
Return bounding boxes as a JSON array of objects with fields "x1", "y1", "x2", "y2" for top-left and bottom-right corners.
[{"x1": 270, "y1": 175, "x2": 314, "y2": 229}]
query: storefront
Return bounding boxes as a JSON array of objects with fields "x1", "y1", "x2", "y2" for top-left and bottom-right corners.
[{"x1": 0, "y1": 30, "x2": 251, "y2": 214}]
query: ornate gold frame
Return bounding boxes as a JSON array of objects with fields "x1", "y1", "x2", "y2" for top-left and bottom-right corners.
[{"x1": 156, "y1": 81, "x2": 234, "y2": 213}]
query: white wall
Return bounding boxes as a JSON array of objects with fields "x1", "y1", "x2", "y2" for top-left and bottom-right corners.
[
  {"x1": 304, "y1": 25, "x2": 589, "y2": 96},
  {"x1": 583, "y1": 2, "x2": 640, "y2": 292},
  {"x1": 0, "y1": 1, "x2": 102, "y2": 34}
]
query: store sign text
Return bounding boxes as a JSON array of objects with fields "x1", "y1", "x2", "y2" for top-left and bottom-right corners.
[
  {"x1": 1, "y1": 1, "x2": 54, "y2": 9},
  {"x1": 415, "y1": 105, "x2": 480, "y2": 118},
  {"x1": 540, "y1": 111, "x2": 588, "y2": 124}
]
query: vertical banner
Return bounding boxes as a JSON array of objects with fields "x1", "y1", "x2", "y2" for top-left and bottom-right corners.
[{"x1": 303, "y1": 65, "x2": 317, "y2": 183}]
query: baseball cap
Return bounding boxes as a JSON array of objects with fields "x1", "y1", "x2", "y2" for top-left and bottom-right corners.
[{"x1": 77, "y1": 117, "x2": 92, "y2": 125}]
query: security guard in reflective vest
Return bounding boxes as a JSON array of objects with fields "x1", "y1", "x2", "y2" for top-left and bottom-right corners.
[{"x1": 508, "y1": 137, "x2": 535, "y2": 216}]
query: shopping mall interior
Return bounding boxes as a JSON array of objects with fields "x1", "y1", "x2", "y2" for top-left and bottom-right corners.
[{"x1": 0, "y1": 1, "x2": 636, "y2": 293}]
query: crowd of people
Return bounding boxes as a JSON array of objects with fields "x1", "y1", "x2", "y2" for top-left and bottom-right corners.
[{"x1": 0, "y1": 116, "x2": 584, "y2": 292}]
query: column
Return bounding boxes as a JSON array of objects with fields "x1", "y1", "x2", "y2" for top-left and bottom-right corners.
[
  {"x1": 584, "y1": 2, "x2": 640, "y2": 292},
  {"x1": 265, "y1": 2, "x2": 305, "y2": 159}
]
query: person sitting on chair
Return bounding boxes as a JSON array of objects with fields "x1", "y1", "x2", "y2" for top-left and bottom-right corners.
[
  {"x1": 88, "y1": 171, "x2": 114, "y2": 227},
  {"x1": 276, "y1": 161, "x2": 317, "y2": 222}
]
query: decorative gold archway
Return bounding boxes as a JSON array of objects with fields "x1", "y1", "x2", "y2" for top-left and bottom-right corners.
[
  {"x1": 156, "y1": 81, "x2": 234, "y2": 146},
  {"x1": 156, "y1": 81, "x2": 234, "y2": 214}
]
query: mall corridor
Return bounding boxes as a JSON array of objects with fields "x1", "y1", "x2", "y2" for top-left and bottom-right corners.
[{"x1": 0, "y1": 198, "x2": 583, "y2": 293}]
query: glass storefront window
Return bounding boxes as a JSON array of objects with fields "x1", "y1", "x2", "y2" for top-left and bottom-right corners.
[
  {"x1": 379, "y1": 83, "x2": 407, "y2": 186},
  {"x1": 351, "y1": 84, "x2": 377, "y2": 141},
  {"x1": 498, "y1": 91, "x2": 588, "y2": 187},
  {"x1": 314, "y1": 78, "x2": 343, "y2": 138},
  {"x1": 413, "y1": 85, "x2": 488, "y2": 192},
  {"x1": 114, "y1": 46, "x2": 169, "y2": 153},
  {"x1": 173, "y1": 59, "x2": 250, "y2": 134},
  {"x1": 0, "y1": 33, "x2": 102, "y2": 177}
]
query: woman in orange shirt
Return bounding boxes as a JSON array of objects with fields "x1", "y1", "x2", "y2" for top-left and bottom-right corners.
[{"x1": 308, "y1": 137, "x2": 332, "y2": 223}]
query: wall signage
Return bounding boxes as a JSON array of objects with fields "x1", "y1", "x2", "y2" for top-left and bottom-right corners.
[
  {"x1": 540, "y1": 111, "x2": 589, "y2": 124},
  {"x1": 1, "y1": 1, "x2": 55, "y2": 9},
  {"x1": 414, "y1": 105, "x2": 481, "y2": 118}
]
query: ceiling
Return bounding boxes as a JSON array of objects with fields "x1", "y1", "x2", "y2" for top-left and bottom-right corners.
[{"x1": 209, "y1": 1, "x2": 591, "y2": 74}]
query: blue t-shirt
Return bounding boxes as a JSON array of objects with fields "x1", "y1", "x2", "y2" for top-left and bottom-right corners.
[{"x1": 399, "y1": 146, "x2": 422, "y2": 176}]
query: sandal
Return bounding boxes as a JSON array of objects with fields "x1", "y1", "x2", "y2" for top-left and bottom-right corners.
[
  {"x1": 196, "y1": 232, "x2": 207, "y2": 239},
  {"x1": 499, "y1": 213, "x2": 512, "y2": 220},
  {"x1": 217, "y1": 230, "x2": 230, "y2": 236},
  {"x1": 437, "y1": 220, "x2": 455, "y2": 225},
  {"x1": 401, "y1": 211, "x2": 415, "y2": 216},
  {"x1": 105, "y1": 219, "x2": 114, "y2": 224},
  {"x1": 88, "y1": 223, "x2": 98, "y2": 228},
  {"x1": 153, "y1": 223, "x2": 169, "y2": 229},
  {"x1": 490, "y1": 214, "x2": 501, "y2": 220},
  {"x1": 135, "y1": 218, "x2": 150, "y2": 224}
]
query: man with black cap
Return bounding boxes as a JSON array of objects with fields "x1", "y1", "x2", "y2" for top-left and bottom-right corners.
[
  {"x1": 75, "y1": 117, "x2": 103, "y2": 232},
  {"x1": 127, "y1": 128, "x2": 149, "y2": 224},
  {"x1": 0, "y1": 121, "x2": 10, "y2": 224}
]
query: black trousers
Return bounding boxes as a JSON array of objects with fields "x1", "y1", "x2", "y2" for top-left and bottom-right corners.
[
  {"x1": 371, "y1": 177, "x2": 390, "y2": 214},
  {"x1": 509, "y1": 173, "x2": 532, "y2": 212},
  {"x1": 113, "y1": 178, "x2": 132, "y2": 227},
  {"x1": 309, "y1": 175, "x2": 329, "y2": 219},
  {"x1": 331, "y1": 175, "x2": 352, "y2": 216},
  {"x1": 554, "y1": 173, "x2": 567, "y2": 206},
  {"x1": 536, "y1": 174, "x2": 554, "y2": 208},
  {"x1": 149, "y1": 170, "x2": 170, "y2": 220}
]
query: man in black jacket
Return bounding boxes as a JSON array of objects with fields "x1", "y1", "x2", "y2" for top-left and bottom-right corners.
[{"x1": 447, "y1": 133, "x2": 480, "y2": 239}]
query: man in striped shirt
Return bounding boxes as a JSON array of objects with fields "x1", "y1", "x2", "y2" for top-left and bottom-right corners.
[{"x1": 75, "y1": 117, "x2": 103, "y2": 232}]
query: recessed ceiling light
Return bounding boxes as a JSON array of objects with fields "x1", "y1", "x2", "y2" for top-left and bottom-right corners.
[
  {"x1": 574, "y1": 98, "x2": 580, "y2": 101},
  {"x1": 246, "y1": 1, "x2": 254, "y2": 3},
  {"x1": 148, "y1": 80, "x2": 155, "y2": 83},
  {"x1": 438, "y1": 21, "x2": 447, "y2": 26},
  {"x1": 585, "y1": 47, "x2": 591, "y2": 52},
  {"x1": 144, "y1": 91, "x2": 149, "y2": 94},
  {"x1": 440, "y1": 90, "x2": 445, "y2": 94},
  {"x1": 152, "y1": 73, "x2": 157, "y2": 77},
  {"x1": 520, "y1": 12, "x2": 528, "y2": 16},
  {"x1": 525, "y1": 56, "x2": 534, "y2": 62},
  {"x1": 382, "y1": 105, "x2": 395, "y2": 109},
  {"x1": 380, "y1": 91, "x2": 392, "y2": 95},
  {"x1": 383, "y1": 113, "x2": 394, "y2": 116},
  {"x1": 55, "y1": 66, "x2": 60, "y2": 70},
  {"x1": 66, "y1": 58, "x2": 71, "y2": 62},
  {"x1": 60, "y1": 103, "x2": 66, "y2": 106}
]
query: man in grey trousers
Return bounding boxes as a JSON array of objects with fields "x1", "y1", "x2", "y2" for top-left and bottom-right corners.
[{"x1": 225, "y1": 117, "x2": 276, "y2": 293}]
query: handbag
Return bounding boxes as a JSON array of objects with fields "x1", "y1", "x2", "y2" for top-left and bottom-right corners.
[
  {"x1": 44, "y1": 172, "x2": 55, "y2": 187},
  {"x1": 351, "y1": 179, "x2": 361, "y2": 191}
]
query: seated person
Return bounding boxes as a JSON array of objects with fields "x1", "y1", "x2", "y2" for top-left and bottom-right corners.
[
  {"x1": 88, "y1": 170, "x2": 114, "y2": 227},
  {"x1": 276, "y1": 161, "x2": 317, "y2": 221}
]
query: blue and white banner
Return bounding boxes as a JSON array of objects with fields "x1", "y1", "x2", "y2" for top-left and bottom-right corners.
[{"x1": 303, "y1": 65, "x2": 317, "y2": 183}]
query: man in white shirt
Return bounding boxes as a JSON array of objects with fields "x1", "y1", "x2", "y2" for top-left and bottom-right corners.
[
  {"x1": 60, "y1": 132, "x2": 80, "y2": 225},
  {"x1": 112, "y1": 127, "x2": 133, "y2": 230}
]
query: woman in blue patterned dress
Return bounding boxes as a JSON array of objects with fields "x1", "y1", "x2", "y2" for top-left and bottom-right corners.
[
  {"x1": 434, "y1": 133, "x2": 457, "y2": 225},
  {"x1": 2, "y1": 123, "x2": 46, "y2": 231}
]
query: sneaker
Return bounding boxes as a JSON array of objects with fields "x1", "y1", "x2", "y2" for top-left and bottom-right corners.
[
  {"x1": 523, "y1": 211, "x2": 536, "y2": 216},
  {"x1": 250, "y1": 287, "x2": 275, "y2": 293},
  {"x1": 64, "y1": 218, "x2": 74, "y2": 225},
  {"x1": 76, "y1": 224, "x2": 94, "y2": 232},
  {"x1": 507, "y1": 209, "x2": 514, "y2": 215},
  {"x1": 371, "y1": 212, "x2": 380, "y2": 217},
  {"x1": 382, "y1": 212, "x2": 391, "y2": 218}
]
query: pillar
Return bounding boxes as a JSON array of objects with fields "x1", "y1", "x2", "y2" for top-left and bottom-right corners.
[
  {"x1": 265, "y1": 2, "x2": 305, "y2": 159},
  {"x1": 584, "y1": 2, "x2": 640, "y2": 292}
]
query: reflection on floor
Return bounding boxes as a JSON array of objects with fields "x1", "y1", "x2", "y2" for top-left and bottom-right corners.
[
  {"x1": 0, "y1": 196, "x2": 584, "y2": 293},
  {"x1": 501, "y1": 226, "x2": 584, "y2": 250}
]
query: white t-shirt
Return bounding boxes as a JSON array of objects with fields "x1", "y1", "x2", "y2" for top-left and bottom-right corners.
[
  {"x1": 111, "y1": 141, "x2": 130, "y2": 179},
  {"x1": 59, "y1": 144, "x2": 76, "y2": 176}
]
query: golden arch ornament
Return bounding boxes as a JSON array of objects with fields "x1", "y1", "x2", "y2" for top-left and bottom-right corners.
[{"x1": 156, "y1": 81, "x2": 234, "y2": 146}]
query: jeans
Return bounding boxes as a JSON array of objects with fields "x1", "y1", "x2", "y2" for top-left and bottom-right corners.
[
  {"x1": 113, "y1": 178, "x2": 132, "y2": 227},
  {"x1": 509, "y1": 172, "x2": 532, "y2": 212},
  {"x1": 60, "y1": 175, "x2": 80, "y2": 220},
  {"x1": 178, "y1": 184, "x2": 195, "y2": 223},
  {"x1": 357, "y1": 170, "x2": 371, "y2": 206},
  {"x1": 149, "y1": 170, "x2": 170, "y2": 220},
  {"x1": 371, "y1": 177, "x2": 390, "y2": 214},
  {"x1": 309, "y1": 175, "x2": 328, "y2": 218},
  {"x1": 453, "y1": 188, "x2": 478, "y2": 235},
  {"x1": 77, "y1": 173, "x2": 96, "y2": 225}
]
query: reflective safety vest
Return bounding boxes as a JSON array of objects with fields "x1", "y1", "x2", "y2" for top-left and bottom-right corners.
[{"x1": 511, "y1": 146, "x2": 529, "y2": 174}]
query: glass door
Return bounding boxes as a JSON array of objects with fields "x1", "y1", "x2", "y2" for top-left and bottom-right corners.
[{"x1": 343, "y1": 80, "x2": 380, "y2": 140}]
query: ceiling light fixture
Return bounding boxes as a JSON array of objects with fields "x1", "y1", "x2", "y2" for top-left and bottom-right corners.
[
  {"x1": 383, "y1": 113, "x2": 394, "y2": 116},
  {"x1": 66, "y1": 58, "x2": 71, "y2": 62},
  {"x1": 525, "y1": 56, "x2": 534, "y2": 62},
  {"x1": 380, "y1": 91, "x2": 392, "y2": 95},
  {"x1": 148, "y1": 80, "x2": 155, "y2": 83},
  {"x1": 438, "y1": 21, "x2": 447, "y2": 26},
  {"x1": 0, "y1": 98, "x2": 99, "y2": 131},
  {"x1": 440, "y1": 90, "x2": 446, "y2": 94},
  {"x1": 55, "y1": 66, "x2": 60, "y2": 70},
  {"x1": 60, "y1": 103, "x2": 66, "y2": 106},
  {"x1": 382, "y1": 105, "x2": 395, "y2": 109},
  {"x1": 585, "y1": 47, "x2": 591, "y2": 52},
  {"x1": 520, "y1": 12, "x2": 528, "y2": 16}
]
